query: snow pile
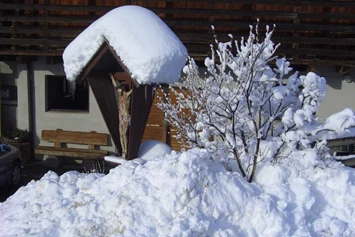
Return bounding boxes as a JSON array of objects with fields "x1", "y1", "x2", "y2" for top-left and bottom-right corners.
[
  {"x1": 63, "y1": 5, "x2": 187, "y2": 84},
  {"x1": 1, "y1": 149, "x2": 355, "y2": 236},
  {"x1": 105, "y1": 140, "x2": 172, "y2": 165},
  {"x1": 315, "y1": 108, "x2": 355, "y2": 140},
  {"x1": 256, "y1": 150, "x2": 355, "y2": 237},
  {"x1": 137, "y1": 139, "x2": 172, "y2": 161}
]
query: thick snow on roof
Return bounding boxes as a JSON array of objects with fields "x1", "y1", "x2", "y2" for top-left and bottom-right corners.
[{"x1": 63, "y1": 5, "x2": 187, "y2": 84}]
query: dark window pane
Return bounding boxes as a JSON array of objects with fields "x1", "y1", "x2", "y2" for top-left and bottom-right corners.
[{"x1": 45, "y1": 76, "x2": 89, "y2": 112}]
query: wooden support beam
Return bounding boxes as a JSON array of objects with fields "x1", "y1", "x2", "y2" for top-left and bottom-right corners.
[
  {"x1": 87, "y1": 72, "x2": 122, "y2": 155},
  {"x1": 2, "y1": 1, "x2": 355, "y2": 10},
  {"x1": 0, "y1": 38, "x2": 71, "y2": 46},
  {"x1": 112, "y1": 72, "x2": 132, "y2": 83},
  {"x1": 128, "y1": 85, "x2": 154, "y2": 160},
  {"x1": 10, "y1": 0, "x2": 21, "y2": 51},
  {"x1": 152, "y1": 0, "x2": 355, "y2": 7},
  {"x1": 77, "y1": 43, "x2": 110, "y2": 82},
  {"x1": 1, "y1": 52, "x2": 354, "y2": 67},
  {"x1": 278, "y1": 47, "x2": 355, "y2": 58},
  {"x1": 189, "y1": 53, "x2": 355, "y2": 67},
  {"x1": 4, "y1": 36, "x2": 355, "y2": 51},
  {"x1": 1, "y1": 44, "x2": 355, "y2": 66},
  {"x1": 1, "y1": 6, "x2": 355, "y2": 23},
  {"x1": 165, "y1": 20, "x2": 355, "y2": 33},
  {"x1": 0, "y1": 50, "x2": 63, "y2": 56},
  {"x1": 42, "y1": 0, "x2": 49, "y2": 52},
  {"x1": 1, "y1": 26, "x2": 355, "y2": 46},
  {"x1": 0, "y1": 26, "x2": 85, "y2": 35},
  {"x1": 182, "y1": 43, "x2": 355, "y2": 58},
  {"x1": 0, "y1": 3, "x2": 114, "y2": 13},
  {"x1": 275, "y1": 59, "x2": 355, "y2": 67},
  {"x1": 105, "y1": 43, "x2": 139, "y2": 88},
  {"x1": 0, "y1": 15, "x2": 95, "y2": 24},
  {"x1": 292, "y1": 5, "x2": 301, "y2": 61},
  {"x1": 161, "y1": 86, "x2": 169, "y2": 144}
]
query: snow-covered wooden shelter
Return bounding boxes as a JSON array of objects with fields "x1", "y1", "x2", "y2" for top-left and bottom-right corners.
[
  {"x1": 2, "y1": 1, "x2": 355, "y2": 161},
  {"x1": 62, "y1": 6, "x2": 187, "y2": 160}
]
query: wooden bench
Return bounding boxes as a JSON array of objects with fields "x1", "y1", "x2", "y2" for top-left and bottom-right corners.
[{"x1": 35, "y1": 129, "x2": 109, "y2": 159}]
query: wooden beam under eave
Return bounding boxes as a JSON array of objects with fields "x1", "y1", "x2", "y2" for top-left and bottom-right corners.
[
  {"x1": 0, "y1": 50, "x2": 63, "y2": 56},
  {"x1": 3, "y1": 15, "x2": 355, "y2": 33},
  {"x1": 2, "y1": 1, "x2": 355, "y2": 8},
  {"x1": 76, "y1": 43, "x2": 110, "y2": 83},
  {"x1": 2, "y1": 31, "x2": 355, "y2": 46},
  {"x1": 2, "y1": 3, "x2": 355, "y2": 21},
  {"x1": 112, "y1": 72, "x2": 131, "y2": 82},
  {"x1": 0, "y1": 38, "x2": 71, "y2": 46},
  {"x1": 105, "y1": 42, "x2": 140, "y2": 88},
  {"x1": 127, "y1": 85, "x2": 155, "y2": 160}
]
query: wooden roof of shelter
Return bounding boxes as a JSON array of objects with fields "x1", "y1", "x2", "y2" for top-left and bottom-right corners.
[
  {"x1": 79, "y1": 41, "x2": 154, "y2": 160},
  {"x1": 1, "y1": 0, "x2": 355, "y2": 68}
]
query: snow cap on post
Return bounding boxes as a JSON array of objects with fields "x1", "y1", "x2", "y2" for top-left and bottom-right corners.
[{"x1": 63, "y1": 5, "x2": 187, "y2": 85}]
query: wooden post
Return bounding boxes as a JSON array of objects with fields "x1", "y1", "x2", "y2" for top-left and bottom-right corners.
[
  {"x1": 0, "y1": 74, "x2": 2, "y2": 137},
  {"x1": 27, "y1": 62, "x2": 35, "y2": 162},
  {"x1": 162, "y1": 85, "x2": 169, "y2": 144}
]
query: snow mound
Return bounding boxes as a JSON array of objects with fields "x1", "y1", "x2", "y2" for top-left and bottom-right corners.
[
  {"x1": 324, "y1": 108, "x2": 355, "y2": 132},
  {"x1": 104, "y1": 155, "x2": 128, "y2": 165},
  {"x1": 315, "y1": 108, "x2": 355, "y2": 140},
  {"x1": 63, "y1": 5, "x2": 187, "y2": 85},
  {"x1": 1, "y1": 149, "x2": 355, "y2": 236},
  {"x1": 137, "y1": 139, "x2": 172, "y2": 161}
]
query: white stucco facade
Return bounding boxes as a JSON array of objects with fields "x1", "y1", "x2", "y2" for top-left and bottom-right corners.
[
  {"x1": 316, "y1": 66, "x2": 355, "y2": 121},
  {"x1": 3, "y1": 58, "x2": 115, "y2": 156}
]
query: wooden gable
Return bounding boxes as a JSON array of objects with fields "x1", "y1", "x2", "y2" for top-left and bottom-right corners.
[{"x1": 78, "y1": 41, "x2": 154, "y2": 160}]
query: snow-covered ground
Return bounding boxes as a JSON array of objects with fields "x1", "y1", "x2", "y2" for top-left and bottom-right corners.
[{"x1": 1, "y1": 147, "x2": 355, "y2": 237}]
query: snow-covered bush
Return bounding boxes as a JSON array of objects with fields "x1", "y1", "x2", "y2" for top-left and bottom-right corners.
[{"x1": 158, "y1": 22, "x2": 330, "y2": 182}]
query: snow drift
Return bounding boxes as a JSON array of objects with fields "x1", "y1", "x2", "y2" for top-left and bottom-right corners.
[{"x1": 1, "y1": 149, "x2": 355, "y2": 237}]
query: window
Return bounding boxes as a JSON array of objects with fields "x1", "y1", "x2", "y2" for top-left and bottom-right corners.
[{"x1": 45, "y1": 75, "x2": 89, "y2": 112}]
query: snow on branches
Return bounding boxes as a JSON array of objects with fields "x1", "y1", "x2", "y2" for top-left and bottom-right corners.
[{"x1": 158, "y1": 23, "x2": 331, "y2": 182}]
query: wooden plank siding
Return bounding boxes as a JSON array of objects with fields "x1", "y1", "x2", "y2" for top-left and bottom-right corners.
[
  {"x1": 1, "y1": 1, "x2": 355, "y2": 66},
  {"x1": 142, "y1": 87, "x2": 194, "y2": 151},
  {"x1": 142, "y1": 87, "x2": 170, "y2": 148}
]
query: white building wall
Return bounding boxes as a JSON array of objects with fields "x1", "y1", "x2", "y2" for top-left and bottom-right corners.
[
  {"x1": 7, "y1": 59, "x2": 355, "y2": 157},
  {"x1": 316, "y1": 66, "x2": 355, "y2": 121},
  {"x1": 16, "y1": 63, "x2": 28, "y2": 131},
  {"x1": 15, "y1": 58, "x2": 115, "y2": 155}
]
